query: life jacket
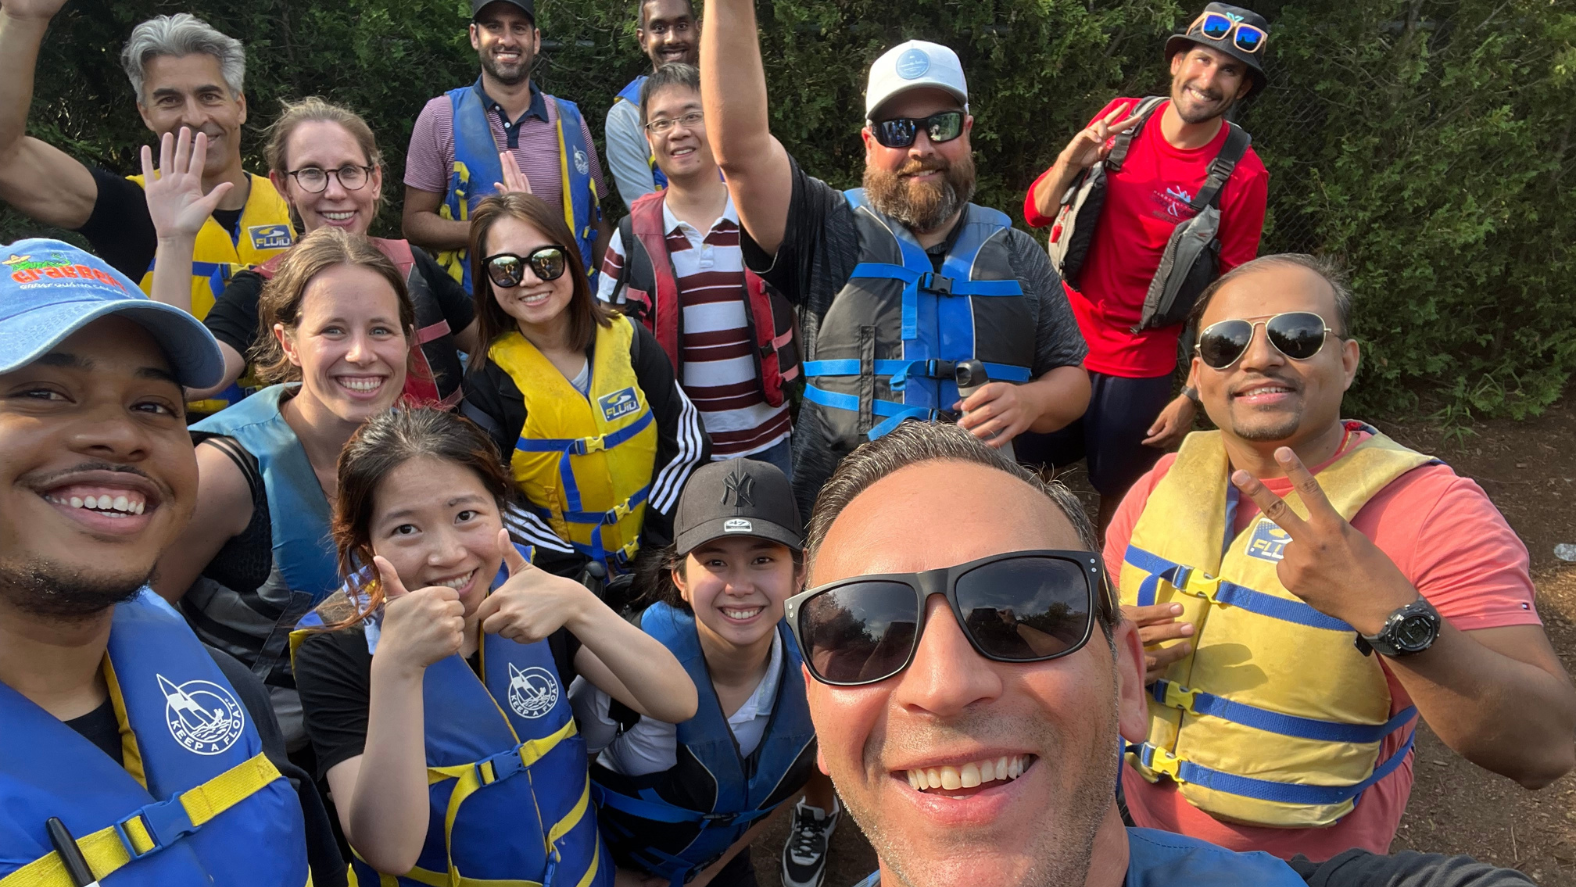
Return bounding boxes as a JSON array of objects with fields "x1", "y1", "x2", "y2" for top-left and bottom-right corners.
[
  {"x1": 614, "y1": 190, "x2": 800, "y2": 407},
  {"x1": 291, "y1": 548, "x2": 610, "y2": 887},
  {"x1": 437, "y1": 82, "x2": 601, "y2": 291},
  {"x1": 1120, "y1": 428, "x2": 1435, "y2": 828},
  {"x1": 0, "y1": 591, "x2": 308, "y2": 887},
  {"x1": 801, "y1": 190, "x2": 1034, "y2": 456},
  {"x1": 128, "y1": 172, "x2": 294, "y2": 415},
  {"x1": 589, "y1": 603, "x2": 816, "y2": 887},
  {"x1": 614, "y1": 76, "x2": 669, "y2": 193},
  {"x1": 489, "y1": 315, "x2": 658, "y2": 571},
  {"x1": 254, "y1": 238, "x2": 463, "y2": 409},
  {"x1": 183, "y1": 385, "x2": 341, "y2": 689}
]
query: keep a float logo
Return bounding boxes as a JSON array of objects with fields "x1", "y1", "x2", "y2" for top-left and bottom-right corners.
[
  {"x1": 4, "y1": 252, "x2": 128, "y2": 291},
  {"x1": 507, "y1": 663, "x2": 559, "y2": 719},
  {"x1": 159, "y1": 673, "x2": 246, "y2": 755},
  {"x1": 1245, "y1": 519, "x2": 1292, "y2": 562}
]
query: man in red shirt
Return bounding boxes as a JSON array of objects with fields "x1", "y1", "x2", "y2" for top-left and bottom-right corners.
[
  {"x1": 1024, "y1": 3, "x2": 1271, "y2": 532},
  {"x1": 1105, "y1": 253, "x2": 1576, "y2": 860}
]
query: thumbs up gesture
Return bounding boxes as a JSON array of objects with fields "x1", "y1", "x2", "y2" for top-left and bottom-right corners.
[
  {"x1": 372, "y1": 555, "x2": 467, "y2": 672},
  {"x1": 473, "y1": 530, "x2": 593, "y2": 645}
]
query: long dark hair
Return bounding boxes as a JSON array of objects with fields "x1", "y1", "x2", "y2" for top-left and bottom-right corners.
[
  {"x1": 468, "y1": 192, "x2": 613, "y2": 369},
  {"x1": 316, "y1": 408, "x2": 516, "y2": 631}
]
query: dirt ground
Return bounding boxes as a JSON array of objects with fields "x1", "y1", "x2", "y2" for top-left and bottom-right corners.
[{"x1": 745, "y1": 399, "x2": 1576, "y2": 887}]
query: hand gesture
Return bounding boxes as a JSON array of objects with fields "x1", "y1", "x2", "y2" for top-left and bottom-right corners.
[
  {"x1": 1143, "y1": 394, "x2": 1198, "y2": 450},
  {"x1": 0, "y1": 0, "x2": 72, "y2": 23},
  {"x1": 372, "y1": 555, "x2": 466, "y2": 674},
  {"x1": 140, "y1": 127, "x2": 233, "y2": 240},
  {"x1": 1058, "y1": 103, "x2": 1145, "y2": 172},
  {"x1": 473, "y1": 530, "x2": 591, "y2": 644},
  {"x1": 494, "y1": 151, "x2": 533, "y2": 195},
  {"x1": 1121, "y1": 602, "x2": 1195, "y2": 684},
  {"x1": 1229, "y1": 448, "x2": 1421, "y2": 635},
  {"x1": 955, "y1": 382, "x2": 1032, "y2": 449}
]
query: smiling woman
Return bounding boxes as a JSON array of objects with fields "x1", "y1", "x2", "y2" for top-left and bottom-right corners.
[{"x1": 151, "y1": 227, "x2": 415, "y2": 749}]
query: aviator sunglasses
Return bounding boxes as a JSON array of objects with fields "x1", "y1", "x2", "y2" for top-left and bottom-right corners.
[
  {"x1": 869, "y1": 110, "x2": 966, "y2": 150},
  {"x1": 784, "y1": 550, "x2": 1102, "y2": 687},
  {"x1": 1189, "y1": 11, "x2": 1267, "y2": 54},
  {"x1": 482, "y1": 246, "x2": 568, "y2": 288},
  {"x1": 1196, "y1": 311, "x2": 1336, "y2": 370}
]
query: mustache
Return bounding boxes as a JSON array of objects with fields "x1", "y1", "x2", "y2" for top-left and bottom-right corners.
[
  {"x1": 897, "y1": 157, "x2": 949, "y2": 177},
  {"x1": 25, "y1": 461, "x2": 169, "y2": 495}
]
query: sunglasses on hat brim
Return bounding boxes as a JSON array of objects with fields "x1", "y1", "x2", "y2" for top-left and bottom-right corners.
[
  {"x1": 868, "y1": 111, "x2": 966, "y2": 150},
  {"x1": 785, "y1": 550, "x2": 1103, "y2": 687},
  {"x1": 483, "y1": 246, "x2": 568, "y2": 288},
  {"x1": 1195, "y1": 311, "x2": 1336, "y2": 370},
  {"x1": 1188, "y1": 11, "x2": 1267, "y2": 54}
]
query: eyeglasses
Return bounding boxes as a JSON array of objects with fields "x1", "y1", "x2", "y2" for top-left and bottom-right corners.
[
  {"x1": 784, "y1": 550, "x2": 1102, "y2": 687},
  {"x1": 482, "y1": 246, "x2": 568, "y2": 288},
  {"x1": 1196, "y1": 311, "x2": 1336, "y2": 370},
  {"x1": 644, "y1": 111, "x2": 704, "y2": 135},
  {"x1": 287, "y1": 165, "x2": 374, "y2": 193},
  {"x1": 869, "y1": 111, "x2": 965, "y2": 150},
  {"x1": 1188, "y1": 12, "x2": 1267, "y2": 54}
]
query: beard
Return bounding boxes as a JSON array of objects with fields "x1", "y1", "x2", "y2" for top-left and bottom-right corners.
[
  {"x1": 481, "y1": 47, "x2": 534, "y2": 86},
  {"x1": 863, "y1": 151, "x2": 977, "y2": 234},
  {"x1": 0, "y1": 557, "x2": 149, "y2": 621}
]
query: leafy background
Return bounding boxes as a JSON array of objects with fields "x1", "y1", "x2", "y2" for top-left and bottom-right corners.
[{"x1": 3, "y1": 0, "x2": 1572, "y2": 421}]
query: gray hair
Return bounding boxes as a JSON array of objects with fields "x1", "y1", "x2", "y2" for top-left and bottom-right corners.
[
  {"x1": 1188, "y1": 253, "x2": 1354, "y2": 337},
  {"x1": 120, "y1": 14, "x2": 246, "y2": 103},
  {"x1": 803, "y1": 421, "x2": 1118, "y2": 634}
]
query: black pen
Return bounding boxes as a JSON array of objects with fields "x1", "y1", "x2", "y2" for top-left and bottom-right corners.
[{"x1": 45, "y1": 818, "x2": 100, "y2": 887}]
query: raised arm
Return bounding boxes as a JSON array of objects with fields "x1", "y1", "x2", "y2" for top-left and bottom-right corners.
[
  {"x1": 142, "y1": 128, "x2": 233, "y2": 315},
  {"x1": 0, "y1": 0, "x2": 101, "y2": 229},
  {"x1": 1026, "y1": 103, "x2": 1143, "y2": 227},
  {"x1": 699, "y1": 0, "x2": 793, "y2": 256}
]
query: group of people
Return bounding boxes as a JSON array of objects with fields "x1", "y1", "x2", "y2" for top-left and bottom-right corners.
[{"x1": 0, "y1": 0, "x2": 1573, "y2": 884}]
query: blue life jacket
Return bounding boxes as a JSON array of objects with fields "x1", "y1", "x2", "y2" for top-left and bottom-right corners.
[
  {"x1": 615, "y1": 76, "x2": 669, "y2": 193},
  {"x1": 441, "y1": 81, "x2": 601, "y2": 291},
  {"x1": 0, "y1": 591, "x2": 308, "y2": 885},
  {"x1": 590, "y1": 603, "x2": 816, "y2": 887},
  {"x1": 185, "y1": 385, "x2": 340, "y2": 687},
  {"x1": 801, "y1": 190, "x2": 1035, "y2": 449}
]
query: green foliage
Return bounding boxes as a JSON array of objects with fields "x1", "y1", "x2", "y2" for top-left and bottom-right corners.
[{"x1": 1, "y1": 0, "x2": 1571, "y2": 419}]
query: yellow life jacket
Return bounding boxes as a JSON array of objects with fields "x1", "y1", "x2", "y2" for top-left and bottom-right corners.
[
  {"x1": 1120, "y1": 428, "x2": 1435, "y2": 828},
  {"x1": 489, "y1": 316, "x2": 658, "y2": 570}
]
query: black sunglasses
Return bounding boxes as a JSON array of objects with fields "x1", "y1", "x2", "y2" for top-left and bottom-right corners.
[
  {"x1": 1196, "y1": 311, "x2": 1336, "y2": 370},
  {"x1": 870, "y1": 111, "x2": 965, "y2": 150},
  {"x1": 483, "y1": 246, "x2": 568, "y2": 288},
  {"x1": 785, "y1": 550, "x2": 1102, "y2": 687}
]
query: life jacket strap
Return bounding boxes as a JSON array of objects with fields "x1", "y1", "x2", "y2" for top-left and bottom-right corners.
[
  {"x1": 1150, "y1": 679, "x2": 1420, "y2": 744},
  {"x1": 559, "y1": 486, "x2": 650, "y2": 527},
  {"x1": 1131, "y1": 728, "x2": 1416, "y2": 807},
  {"x1": 1, "y1": 753, "x2": 282, "y2": 887},
  {"x1": 801, "y1": 384, "x2": 948, "y2": 441},
  {"x1": 803, "y1": 359, "x2": 1031, "y2": 392},
  {"x1": 848, "y1": 263, "x2": 1023, "y2": 340},
  {"x1": 1125, "y1": 545, "x2": 1353, "y2": 631},
  {"x1": 514, "y1": 410, "x2": 656, "y2": 457}
]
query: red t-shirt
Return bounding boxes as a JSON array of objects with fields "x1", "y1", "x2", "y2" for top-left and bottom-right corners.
[
  {"x1": 1025, "y1": 98, "x2": 1269, "y2": 379},
  {"x1": 1104, "y1": 424, "x2": 1541, "y2": 860}
]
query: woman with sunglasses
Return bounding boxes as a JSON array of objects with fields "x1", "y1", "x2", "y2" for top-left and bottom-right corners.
[
  {"x1": 148, "y1": 99, "x2": 489, "y2": 410},
  {"x1": 462, "y1": 192, "x2": 709, "y2": 578},
  {"x1": 571, "y1": 458, "x2": 833, "y2": 887}
]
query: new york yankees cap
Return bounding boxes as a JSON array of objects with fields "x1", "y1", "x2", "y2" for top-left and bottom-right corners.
[{"x1": 674, "y1": 459, "x2": 803, "y2": 556}]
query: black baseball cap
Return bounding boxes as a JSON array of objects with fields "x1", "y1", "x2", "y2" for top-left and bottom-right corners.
[
  {"x1": 674, "y1": 460, "x2": 803, "y2": 556},
  {"x1": 472, "y1": 0, "x2": 534, "y2": 22},
  {"x1": 1165, "y1": 3, "x2": 1269, "y2": 97}
]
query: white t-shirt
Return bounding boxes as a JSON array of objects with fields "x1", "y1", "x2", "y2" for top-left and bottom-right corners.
[{"x1": 569, "y1": 629, "x2": 783, "y2": 776}]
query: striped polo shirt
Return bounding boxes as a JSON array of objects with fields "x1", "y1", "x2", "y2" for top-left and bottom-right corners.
[{"x1": 599, "y1": 196, "x2": 791, "y2": 457}]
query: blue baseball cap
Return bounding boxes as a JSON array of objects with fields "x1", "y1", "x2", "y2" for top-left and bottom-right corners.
[{"x1": 0, "y1": 239, "x2": 225, "y2": 389}]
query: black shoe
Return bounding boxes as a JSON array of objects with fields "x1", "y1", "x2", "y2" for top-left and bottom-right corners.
[{"x1": 781, "y1": 799, "x2": 839, "y2": 887}]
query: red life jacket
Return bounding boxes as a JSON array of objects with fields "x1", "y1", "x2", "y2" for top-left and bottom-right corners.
[
  {"x1": 254, "y1": 238, "x2": 458, "y2": 408},
  {"x1": 615, "y1": 191, "x2": 800, "y2": 407}
]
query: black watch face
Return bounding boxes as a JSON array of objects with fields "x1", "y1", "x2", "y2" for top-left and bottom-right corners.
[{"x1": 1394, "y1": 613, "x2": 1437, "y2": 651}]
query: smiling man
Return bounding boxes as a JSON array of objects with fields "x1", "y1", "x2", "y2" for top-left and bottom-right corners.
[
  {"x1": 0, "y1": 239, "x2": 312, "y2": 883},
  {"x1": 702, "y1": 0, "x2": 1091, "y2": 515},
  {"x1": 1021, "y1": 3, "x2": 1271, "y2": 535},
  {"x1": 1106, "y1": 254, "x2": 1576, "y2": 858},
  {"x1": 605, "y1": 0, "x2": 700, "y2": 209},
  {"x1": 0, "y1": 4, "x2": 293, "y2": 332}
]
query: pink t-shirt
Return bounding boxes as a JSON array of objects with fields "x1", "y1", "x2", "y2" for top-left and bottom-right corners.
[{"x1": 1104, "y1": 423, "x2": 1541, "y2": 861}]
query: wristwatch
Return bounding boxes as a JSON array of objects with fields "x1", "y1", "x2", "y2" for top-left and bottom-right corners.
[
  {"x1": 1359, "y1": 598, "x2": 1442, "y2": 657},
  {"x1": 1180, "y1": 386, "x2": 1201, "y2": 408}
]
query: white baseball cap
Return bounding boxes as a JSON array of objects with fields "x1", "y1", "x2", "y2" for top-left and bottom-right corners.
[{"x1": 864, "y1": 40, "x2": 969, "y2": 120}]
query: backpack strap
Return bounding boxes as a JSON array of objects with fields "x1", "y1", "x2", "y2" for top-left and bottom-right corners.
[
  {"x1": 1190, "y1": 122, "x2": 1252, "y2": 212},
  {"x1": 1105, "y1": 96, "x2": 1168, "y2": 174},
  {"x1": 629, "y1": 192, "x2": 682, "y2": 372}
]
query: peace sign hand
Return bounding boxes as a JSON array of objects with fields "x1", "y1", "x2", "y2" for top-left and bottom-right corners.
[
  {"x1": 494, "y1": 151, "x2": 533, "y2": 195},
  {"x1": 473, "y1": 530, "x2": 593, "y2": 644},
  {"x1": 1059, "y1": 103, "x2": 1146, "y2": 172},
  {"x1": 140, "y1": 127, "x2": 233, "y2": 240},
  {"x1": 371, "y1": 555, "x2": 466, "y2": 675},
  {"x1": 1229, "y1": 447, "x2": 1422, "y2": 636}
]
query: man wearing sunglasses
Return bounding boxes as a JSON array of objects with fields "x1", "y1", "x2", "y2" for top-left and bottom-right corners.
[
  {"x1": 1105, "y1": 254, "x2": 1576, "y2": 859},
  {"x1": 1022, "y1": 3, "x2": 1271, "y2": 535},
  {"x1": 700, "y1": 0, "x2": 1091, "y2": 514}
]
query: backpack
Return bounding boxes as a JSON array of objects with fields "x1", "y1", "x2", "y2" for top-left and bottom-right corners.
[{"x1": 1047, "y1": 96, "x2": 1252, "y2": 332}]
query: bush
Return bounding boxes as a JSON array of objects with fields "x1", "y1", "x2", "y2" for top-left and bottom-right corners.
[{"x1": 2, "y1": 0, "x2": 1571, "y2": 419}]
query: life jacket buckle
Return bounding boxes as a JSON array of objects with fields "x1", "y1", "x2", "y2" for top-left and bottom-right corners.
[
  {"x1": 576, "y1": 435, "x2": 608, "y2": 455},
  {"x1": 923, "y1": 359, "x2": 957, "y2": 379},
  {"x1": 477, "y1": 746, "x2": 528, "y2": 786},
  {"x1": 1145, "y1": 747, "x2": 1184, "y2": 782},
  {"x1": 117, "y1": 794, "x2": 199, "y2": 859},
  {"x1": 918, "y1": 272, "x2": 954, "y2": 296},
  {"x1": 1160, "y1": 681, "x2": 1200, "y2": 714}
]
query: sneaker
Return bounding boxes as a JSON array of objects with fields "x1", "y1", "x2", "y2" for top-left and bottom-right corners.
[{"x1": 781, "y1": 798, "x2": 840, "y2": 887}]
